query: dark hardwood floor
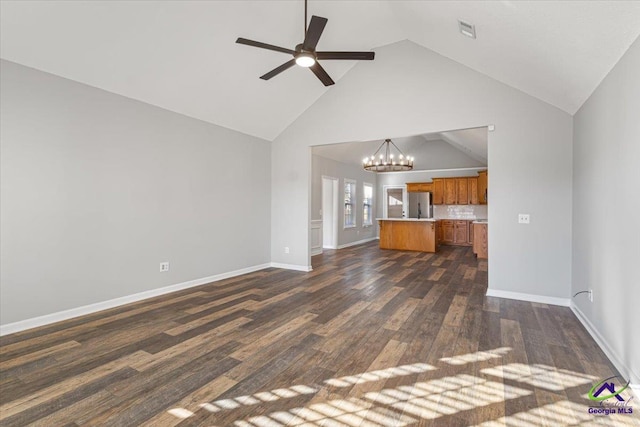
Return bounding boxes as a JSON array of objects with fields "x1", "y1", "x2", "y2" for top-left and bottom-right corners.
[{"x1": 1, "y1": 242, "x2": 637, "y2": 426}]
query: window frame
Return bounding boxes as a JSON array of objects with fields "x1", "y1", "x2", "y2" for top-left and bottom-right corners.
[
  {"x1": 363, "y1": 182, "x2": 373, "y2": 227},
  {"x1": 343, "y1": 179, "x2": 357, "y2": 229}
]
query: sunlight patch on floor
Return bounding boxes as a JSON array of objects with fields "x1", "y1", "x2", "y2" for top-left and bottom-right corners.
[
  {"x1": 440, "y1": 347, "x2": 512, "y2": 366},
  {"x1": 324, "y1": 363, "x2": 435, "y2": 387},
  {"x1": 366, "y1": 374, "x2": 532, "y2": 421},
  {"x1": 236, "y1": 397, "x2": 416, "y2": 427},
  {"x1": 481, "y1": 363, "x2": 598, "y2": 392},
  {"x1": 164, "y1": 348, "x2": 625, "y2": 426}
]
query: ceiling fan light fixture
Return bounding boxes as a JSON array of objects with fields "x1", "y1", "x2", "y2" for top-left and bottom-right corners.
[{"x1": 295, "y1": 53, "x2": 316, "y2": 67}]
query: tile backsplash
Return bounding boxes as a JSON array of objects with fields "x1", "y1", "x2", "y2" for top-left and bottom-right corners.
[{"x1": 434, "y1": 205, "x2": 487, "y2": 220}]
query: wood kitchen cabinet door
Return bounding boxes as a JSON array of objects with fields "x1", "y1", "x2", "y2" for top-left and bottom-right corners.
[
  {"x1": 432, "y1": 179, "x2": 444, "y2": 205},
  {"x1": 478, "y1": 170, "x2": 488, "y2": 204},
  {"x1": 444, "y1": 179, "x2": 457, "y2": 204},
  {"x1": 473, "y1": 223, "x2": 488, "y2": 259},
  {"x1": 468, "y1": 222, "x2": 474, "y2": 245},
  {"x1": 468, "y1": 178, "x2": 479, "y2": 205},
  {"x1": 456, "y1": 178, "x2": 468, "y2": 205},
  {"x1": 441, "y1": 220, "x2": 454, "y2": 243},
  {"x1": 454, "y1": 221, "x2": 468, "y2": 244},
  {"x1": 406, "y1": 183, "x2": 420, "y2": 193}
]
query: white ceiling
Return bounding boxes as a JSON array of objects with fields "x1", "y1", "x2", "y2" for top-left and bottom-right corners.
[
  {"x1": 312, "y1": 127, "x2": 487, "y2": 170},
  {"x1": 2, "y1": 1, "x2": 639, "y2": 141}
]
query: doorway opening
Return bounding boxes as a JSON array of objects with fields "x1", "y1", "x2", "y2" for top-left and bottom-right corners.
[
  {"x1": 322, "y1": 176, "x2": 339, "y2": 249},
  {"x1": 383, "y1": 186, "x2": 407, "y2": 219}
]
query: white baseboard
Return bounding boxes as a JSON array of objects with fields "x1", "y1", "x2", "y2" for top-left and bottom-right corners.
[
  {"x1": 311, "y1": 248, "x2": 323, "y2": 256},
  {"x1": 270, "y1": 262, "x2": 313, "y2": 272},
  {"x1": 485, "y1": 289, "x2": 570, "y2": 307},
  {"x1": 0, "y1": 263, "x2": 272, "y2": 336},
  {"x1": 570, "y1": 303, "x2": 640, "y2": 392},
  {"x1": 336, "y1": 237, "x2": 378, "y2": 250}
]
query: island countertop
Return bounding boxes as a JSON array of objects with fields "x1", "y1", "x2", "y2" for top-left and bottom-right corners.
[{"x1": 376, "y1": 218, "x2": 436, "y2": 222}]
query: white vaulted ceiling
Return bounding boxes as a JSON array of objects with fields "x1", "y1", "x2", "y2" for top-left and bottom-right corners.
[{"x1": 2, "y1": 1, "x2": 639, "y2": 141}]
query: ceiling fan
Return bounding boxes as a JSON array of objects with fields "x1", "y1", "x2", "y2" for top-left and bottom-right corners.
[{"x1": 236, "y1": 0, "x2": 375, "y2": 86}]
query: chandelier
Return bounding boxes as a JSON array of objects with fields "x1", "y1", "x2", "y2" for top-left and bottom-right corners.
[{"x1": 363, "y1": 139, "x2": 414, "y2": 172}]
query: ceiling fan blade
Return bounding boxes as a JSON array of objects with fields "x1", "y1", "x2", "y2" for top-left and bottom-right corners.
[
  {"x1": 309, "y1": 62, "x2": 335, "y2": 86},
  {"x1": 302, "y1": 16, "x2": 328, "y2": 51},
  {"x1": 260, "y1": 59, "x2": 297, "y2": 80},
  {"x1": 317, "y1": 51, "x2": 375, "y2": 60},
  {"x1": 236, "y1": 38, "x2": 295, "y2": 55}
]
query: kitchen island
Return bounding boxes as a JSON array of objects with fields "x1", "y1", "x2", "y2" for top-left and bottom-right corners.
[{"x1": 378, "y1": 218, "x2": 437, "y2": 253}]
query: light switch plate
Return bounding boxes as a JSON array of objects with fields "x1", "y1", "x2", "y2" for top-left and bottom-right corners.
[{"x1": 518, "y1": 214, "x2": 530, "y2": 224}]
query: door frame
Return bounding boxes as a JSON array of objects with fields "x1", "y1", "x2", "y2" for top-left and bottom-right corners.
[
  {"x1": 321, "y1": 175, "x2": 339, "y2": 249},
  {"x1": 382, "y1": 185, "x2": 408, "y2": 219}
]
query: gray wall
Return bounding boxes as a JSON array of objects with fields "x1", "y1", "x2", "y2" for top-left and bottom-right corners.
[
  {"x1": 572, "y1": 38, "x2": 640, "y2": 384},
  {"x1": 272, "y1": 40, "x2": 573, "y2": 301},
  {"x1": 311, "y1": 154, "x2": 377, "y2": 247},
  {"x1": 0, "y1": 60, "x2": 271, "y2": 325},
  {"x1": 406, "y1": 138, "x2": 486, "y2": 170}
]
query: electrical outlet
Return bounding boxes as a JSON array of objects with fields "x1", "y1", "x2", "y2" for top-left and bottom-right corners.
[
  {"x1": 159, "y1": 262, "x2": 170, "y2": 272},
  {"x1": 589, "y1": 289, "x2": 593, "y2": 302},
  {"x1": 284, "y1": 247, "x2": 290, "y2": 254},
  {"x1": 518, "y1": 214, "x2": 530, "y2": 224}
]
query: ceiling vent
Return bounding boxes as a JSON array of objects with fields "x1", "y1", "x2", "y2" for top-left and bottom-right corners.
[{"x1": 458, "y1": 20, "x2": 476, "y2": 39}]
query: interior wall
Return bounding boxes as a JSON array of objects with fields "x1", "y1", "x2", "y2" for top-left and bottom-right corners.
[
  {"x1": 272, "y1": 40, "x2": 573, "y2": 301},
  {"x1": 311, "y1": 154, "x2": 377, "y2": 247},
  {"x1": 0, "y1": 60, "x2": 271, "y2": 325},
  {"x1": 572, "y1": 37, "x2": 640, "y2": 384}
]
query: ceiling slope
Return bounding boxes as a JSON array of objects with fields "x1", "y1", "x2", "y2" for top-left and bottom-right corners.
[
  {"x1": 1, "y1": 1, "x2": 639, "y2": 140},
  {"x1": 0, "y1": 1, "x2": 403, "y2": 141}
]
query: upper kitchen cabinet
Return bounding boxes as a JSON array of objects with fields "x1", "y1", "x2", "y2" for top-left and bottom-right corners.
[
  {"x1": 477, "y1": 170, "x2": 488, "y2": 204},
  {"x1": 456, "y1": 178, "x2": 468, "y2": 205},
  {"x1": 444, "y1": 179, "x2": 457, "y2": 204},
  {"x1": 410, "y1": 172, "x2": 487, "y2": 206},
  {"x1": 432, "y1": 179, "x2": 444, "y2": 205},
  {"x1": 406, "y1": 183, "x2": 433, "y2": 193},
  {"x1": 468, "y1": 177, "x2": 479, "y2": 205}
]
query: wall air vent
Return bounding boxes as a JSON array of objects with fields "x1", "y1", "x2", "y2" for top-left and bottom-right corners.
[{"x1": 458, "y1": 20, "x2": 476, "y2": 39}]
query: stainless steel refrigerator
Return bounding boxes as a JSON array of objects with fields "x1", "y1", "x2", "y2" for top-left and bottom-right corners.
[{"x1": 408, "y1": 192, "x2": 433, "y2": 219}]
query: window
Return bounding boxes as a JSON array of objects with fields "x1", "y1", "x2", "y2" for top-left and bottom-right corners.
[
  {"x1": 363, "y1": 183, "x2": 373, "y2": 226},
  {"x1": 344, "y1": 179, "x2": 356, "y2": 228}
]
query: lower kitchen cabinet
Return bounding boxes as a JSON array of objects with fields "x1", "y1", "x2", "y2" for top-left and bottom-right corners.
[
  {"x1": 473, "y1": 223, "x2": 488, "y2": 259},
  {"x1": 437, "y1": 220, "x2": 473, "y2": 247}
]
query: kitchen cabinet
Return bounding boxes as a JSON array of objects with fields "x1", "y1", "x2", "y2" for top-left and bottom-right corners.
[
  {"x1": 438, "y1": 220, "x2": 473, "y2": 246},
  {"x1": 378, "y1": 219, "x2": 437, "y2": 252},
  {"x1": 473, "y1": 222, "x2": 488, "y2": 259},
  {"x1": 444, "y1": 179, "x2": 457, "y2": 204},
  {"x1": 406, "y1": 182, "x2": 433, "y2": 193},
  {"x1": 456, "y1": 178, "x2": 468, "y2": 205},
  {"x1": 454, "y1": 221, "x2": 468, "y2": 244},
  {"x1": 406, "y1": 172, "x2": 486, "y2": 206},
  {"x1": 468, "y1": 177, "x2": 479, "y2": 205},
  {"x1": 432, "y1": 179, "x2": 444, "y2": 205},
  {"x1": 478, "y1": 170, "x2": 488, "y2": 204},
  {"x1": 440, "y1": 220, "x2": 454, "y2": 244}
]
